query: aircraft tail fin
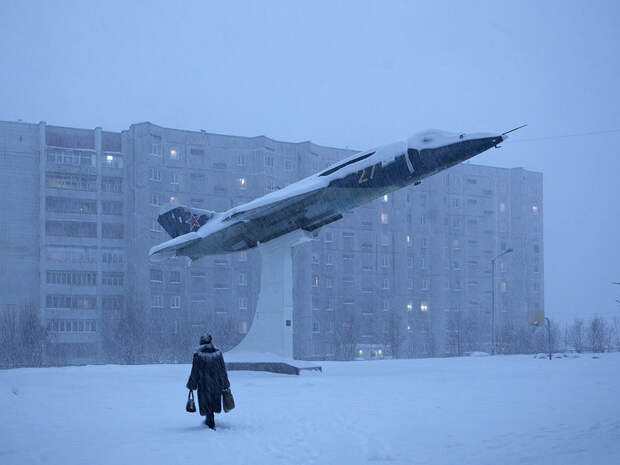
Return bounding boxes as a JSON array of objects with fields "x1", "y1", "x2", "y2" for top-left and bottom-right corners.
[{"x1": 157, "y1": 204, "x2": 216, "y2": 238}]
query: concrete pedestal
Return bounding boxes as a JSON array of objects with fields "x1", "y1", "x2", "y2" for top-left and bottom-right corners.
[{"x1": 226, "y1": 229, "x2": 321, "y2": 375}]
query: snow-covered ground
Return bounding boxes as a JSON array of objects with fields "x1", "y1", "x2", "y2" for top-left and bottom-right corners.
[{"x1": 1, "y1": 354, "x2": 619, "y2": 465}]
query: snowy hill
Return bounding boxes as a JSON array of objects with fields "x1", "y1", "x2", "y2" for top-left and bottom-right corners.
[{"x1": 1, "y1": 354, "x2": 619, "y2": 465}]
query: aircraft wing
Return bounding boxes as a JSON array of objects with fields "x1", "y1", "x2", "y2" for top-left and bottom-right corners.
[{"x1": 223, "y1": 185, "x2": 339, "y2": 244}]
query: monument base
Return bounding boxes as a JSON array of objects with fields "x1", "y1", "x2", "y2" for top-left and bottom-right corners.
[{"x1": 224, "y1": 351, "x2": 322, "y2": 376}]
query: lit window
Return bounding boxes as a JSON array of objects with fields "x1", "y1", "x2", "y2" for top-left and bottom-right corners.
[
  {"x1": 499, "y1": 202, "x2": 505, "y2": 212},
  {"x1": 169, "y1": 196, "x2": 177, "y2": 204},
  {"x1": 239, "y1": 177, "x2": 246, "y2": 189},
  {"x1": 532, "y1": 205, "x2": 538, "y2": 214},
  {"x1": 420, "y1": 302, "x2": 429, "y2": 312},
  {"x1": 170, "y1": 149, "x2": 178, "y2": 159},
  {"x1": 381, "y1": 213, "x2": 388, "y2": 224},
  {"x1": 407, "y1": 325, "x2": 412, "y2": 332},
  {"x1": 383, "y1": 194, "x2": 389, "y2": 203},
  {"x1": 407, "y1": 302, "x2": 413, "y2": 311},
  {"x1": 406, "y1": 234, "x2": 412, "y2": 246},
  {"x1": 106, "y1": 155, "x2": 114, "y2": 163}
]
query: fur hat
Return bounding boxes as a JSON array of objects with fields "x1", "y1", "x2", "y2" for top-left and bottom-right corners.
[{"x1": 199, "y1": 334, "x2": 212, "y2": 345}]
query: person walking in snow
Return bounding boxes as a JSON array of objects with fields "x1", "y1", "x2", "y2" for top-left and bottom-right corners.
[{"x1": 186, "y1": 334, "x2": 231, "y2": 430}]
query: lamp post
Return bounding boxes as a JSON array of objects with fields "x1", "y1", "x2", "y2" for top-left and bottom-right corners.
[{"x1": 491, "y1": 248, "x2": 513, "y2": 355}]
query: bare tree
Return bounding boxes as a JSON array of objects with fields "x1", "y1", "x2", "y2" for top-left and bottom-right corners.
[
  {"x1": 335, "y1": 307, "x2": 360, "y2": 360},
  {"x1": 0, "y1": 303, "x2": 49, "y2": 368},
  {"x1": 384, "y1": 309, "x2": 405, "y2": 358},
  {"x1": 19, "y1": 303, "x2": 49, "y2": 367},
  {"x1": 568, "y1": 318, "x2": 585, "y2": 353},
  {"x1": 0, "y1": 306, "x2": 19, "y2": 368},
  {"x1": 446, "y1": 310, "x2": 464, "y2": 356},
  {"x1": 588, "y1": 316, "x2": 608, "y2": 353},
  {"x1": 612, "y1": 317, "x2": 620, "y2": 352}
]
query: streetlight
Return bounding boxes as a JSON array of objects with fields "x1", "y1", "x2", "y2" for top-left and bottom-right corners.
[{"x1": 491, "y1": 247, "x2": 513, "y2": 355}]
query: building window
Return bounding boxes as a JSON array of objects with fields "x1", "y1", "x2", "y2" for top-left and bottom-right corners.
[
  {"x1": 104, "y1": 153, "x2": 123, "y2": 168},
  {"x1": 499, "y1": 202, "x2": 506, "y2": 212},
  {"x1": 408, "y1": 279, "x2": 414, "y2": 289},
  {"x1": 150, "y1": 193, "x2": 161, "y2": 206},
  {"x1": 312, "y1": 319, "x2": 320, "y2": 333},
  {"x1": 324, "y1": 231, "x2": 334, "y2": 242},
  {"x1": 532, "y1": 205, "x2": 539, "y2": 215},
  {"x1": 500, "y1": 281, "x2": 507, "y2": 292},
  {"x1": 420, "y1": 302, "x2": 429, "y2": 312},
  {"x1": 265, "y1": 155, "x2": 274, "y2": 167},
  {"x1": 102, "y1": 272, "x2": 124, "y2": 286},
  {"x1": 383, "y1": 300, "x2": 390, "y2": 311},
  {"x1": 383, "y1": 194, "x2": 389, "y2": 203},
  {"x1": 151, "y1": 218, "x2": 162, "y2": 232},
  {"x1": 46, "y1": 220, "x2": 97, "y2": 238},
  {"x1": 239, "y1": 297, "x2": 248, "y2": 310},
  {"x1": 46, "y1": 173, "x2": 97, "y2": 191},
  {"x1": 47, "y1": 270, "x2": 97, "y2": 286},
  {"x1": 381, "y1": 212, "x2": 389, "y2": 224},
  {"x1": 285, "y1": 159, "x2": 293, "y2": 170},
  {"x1": 150, "y1": 269, "x2": 163, "y2": 282},
  {"x1": 151, "y1": 142, "x2": 161, "y2": 156},
  {"x1": 169, "y1": 196, "x2": 177, "y2": 204},
  {"x1": 171, "y1": 172, "x2": 181, "y2": 185},
  {"x1": 46, "y1": 196, "x2": 97, "y2": 215},
  {"x1": 407, "y1": 302, "x2": 413, "y2": 312},
  {"x1": 381, "y1": 255, "x2": 389, "y2": 268},
  {"x1": 382, "y1": 278, "x2": 389, "y2": 290},
  {"x1": 169, "y1": 148, "x2": 179, "y2": 159},
  {"x1": 102, "y1": 200, "x2": 123, "y2": 216},
  {"x1": 239, "y1": 177, "x2": 247, "y2": 189},
  {"x1": 237, "y1": 153, "x2": 245, "y2": 167},
  {"x1": 171, "y1": 295, "x2": 181, "y2": 308},
  {"x1": 102, "y1": 177, "x2": 123, "y2": 193},
  {"x1": 312, "y1": 254, "x2": 319, "y2": 265},
  {"x1": 102, "y1": 223, "x2": 123, "y2": 239},
  {"x1": 406, "y1": 234, "x2": 412, "y2": 246},
  {"x1": 151, "y1": 294, "x2": 163, "y2": 308},
  {"x1": 407, "y1": 255, "x2": 414, "y2": 267},
  {"x1": 239, "y1": 272, "x2": 247, "y2": 286},
  {"x1": 238, "y1": 250, "x2": 248, "y2": 262},
  {"x1": 421, "y1": 279, "x2": 429, "y2": 290},
  {"x1": 312, "y1": 275, "x2": 319, "y2": 287},
  {"x1": 169, "y1": 271, "x2": 181, "y2": 283},
  {"x1": 46, "y1": 295, "x2": 96, "y2": 309},
  {"x1": 149, "y1": 167, "x2": 161, "y2": 182}
]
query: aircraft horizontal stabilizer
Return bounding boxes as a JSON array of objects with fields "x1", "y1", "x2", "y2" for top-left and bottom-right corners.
[{"x1": 148, "y1": 232, "x2": 201, "y2": 261}]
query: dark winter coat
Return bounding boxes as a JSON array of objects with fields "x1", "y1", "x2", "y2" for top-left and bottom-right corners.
[{"x1": 186, "y1": 343, "x2": 230, "y2": 416}]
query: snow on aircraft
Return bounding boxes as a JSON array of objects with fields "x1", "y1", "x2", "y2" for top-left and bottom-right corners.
[{"x1": 149, "y1": 128, "x2": 516, "y2": 261}]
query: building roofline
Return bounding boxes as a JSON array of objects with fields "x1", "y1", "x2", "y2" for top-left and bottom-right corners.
[{"x1": 128, "y1": 121, "x2": 354, "y2": 152}]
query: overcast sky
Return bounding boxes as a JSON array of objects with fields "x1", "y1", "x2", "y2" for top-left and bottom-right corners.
[{"x1": 1, "y1": 0, "x2": 619, "y2": 322}]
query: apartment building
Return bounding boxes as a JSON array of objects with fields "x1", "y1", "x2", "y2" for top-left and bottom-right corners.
[{"x1": 0, "y1": 120, "x2": 543, "y2": 363}]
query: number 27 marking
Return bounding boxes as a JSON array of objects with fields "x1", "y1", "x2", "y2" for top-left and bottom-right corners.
[{"x1": 358, "y1": 165, "x2": 377, "y2": 184}]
